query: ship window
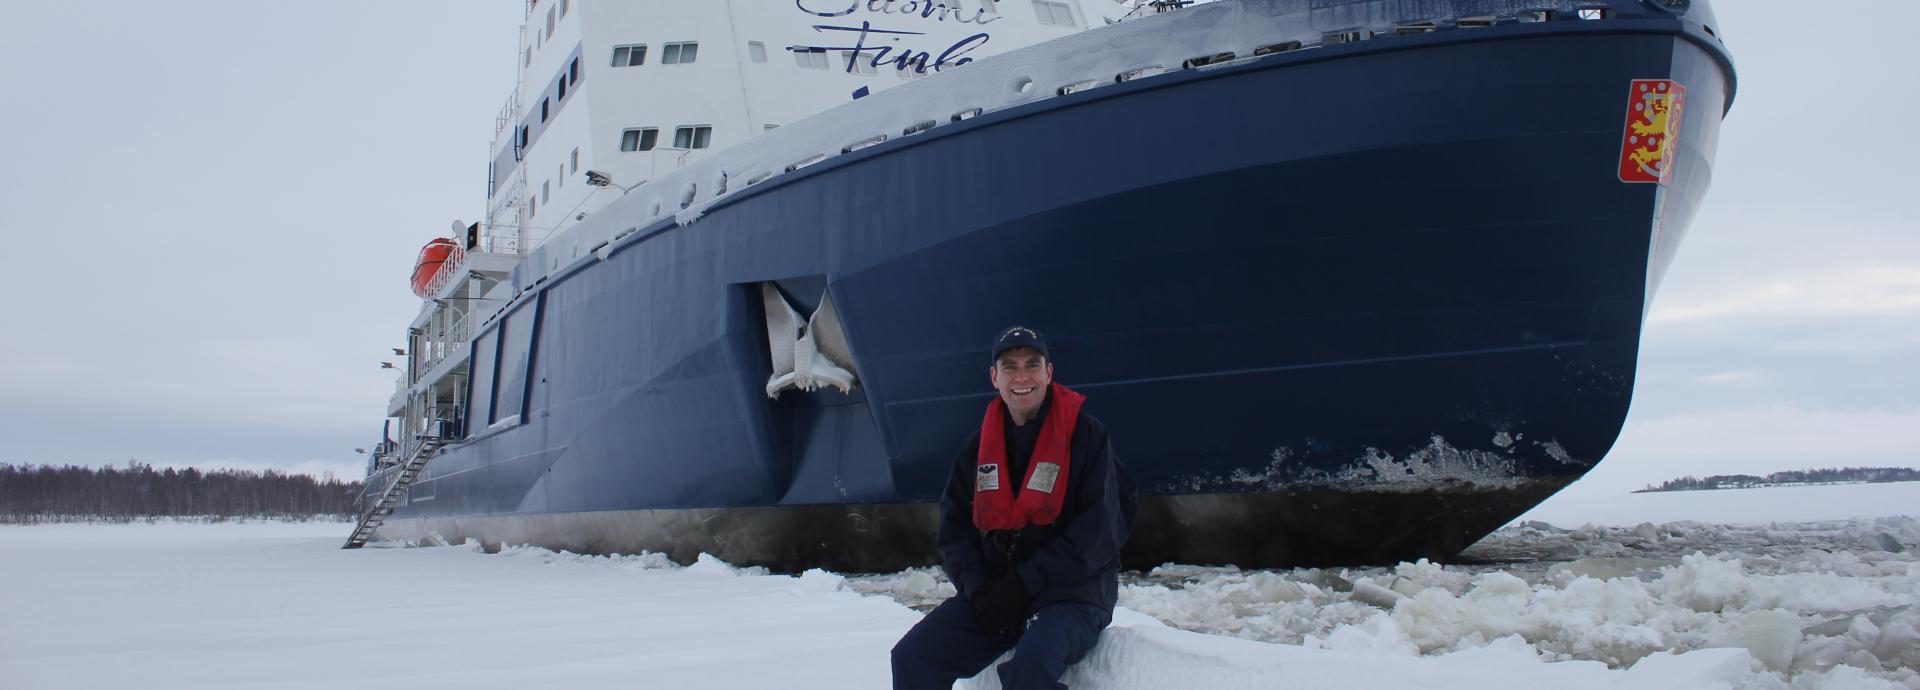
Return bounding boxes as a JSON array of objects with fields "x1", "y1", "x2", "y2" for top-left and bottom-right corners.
[
  {"x1": 749, "y1": 42, "x2": 767, "y2": 63},
  {"x1": 557, "y1": 78, "x2": 566, "y2": 101},
  {"x1": 558, "y1": 165, "x2": 565, "y2": 187},
  {"x1": 570, "y1": 147, "x2": 579, "y2": 173},
  {"x1": 494, "y1": 300, "x2": 538, "y2": 424},
  {"x1": 841, "y1": 51, "x2": 876, "y2": 75},
  {"x1": 674, "y1": 126, "x2": 712, "y2": 150},
  {"x1": 1032, "y1": 0, "x2": 1074, "y2": 26},
  {"x1": 569, "y1": 57, "x2": 580, "y2": 85},
  {"x1": 793, "y1": 47, "x2": 829, "y2": 70},
  {"x1": 468, "y1": 329, "x2": 499, "y2": 432},
  {"x1": 621, "y1": 127, "x2": 659, "y2": 151},
  {"x1": 612, "y1": 44, "x2": 647, "y2": 67},
  {"x1": 546, "y1": 7, "x2": 556, "y2": 39},
  {"x1": 528, "y1": 195, "x2": 536, "y2": 218},
  {"x1": 662, "y1": 42, "x2": 698, "y2": 65},
  {"x1": 540, "y1": 98, "x2": 550, "y2": 122},
  {"x1": 524, "y1": 47, "x2": 531, "y2": 67},
  {"x1": 542, "y1": 180, "x2": 550, "y2": 204},
  {"x1": 560, "y1": 0, "x2": 568, "y2": 17},
  {"x1": 1578, "y1": 9, "x2": 1608, "y2": 20},
  {"x1": 672, "y1": 125, "x2": 710, "y2": 149}
]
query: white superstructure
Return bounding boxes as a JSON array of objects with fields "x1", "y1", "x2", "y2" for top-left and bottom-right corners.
[{"x1": 486, "y1": 0, "x2": 1131, "y2": 255}]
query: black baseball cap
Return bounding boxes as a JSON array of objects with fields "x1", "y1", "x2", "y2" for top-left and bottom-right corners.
[{"x1": 991, "y1": 325, "x2": 1049, "y2": 364}]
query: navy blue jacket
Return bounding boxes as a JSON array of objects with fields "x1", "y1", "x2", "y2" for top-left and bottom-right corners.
[{"x1": 936, "y1": 400, "x2": 1135, "y2": 613}]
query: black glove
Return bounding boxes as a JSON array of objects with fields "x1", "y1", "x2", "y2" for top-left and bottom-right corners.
[{"x1": 969, "y1": 572, "x2": 1030, "y2": 636}]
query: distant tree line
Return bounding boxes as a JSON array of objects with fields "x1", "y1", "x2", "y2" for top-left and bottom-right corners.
[
  {"x1": 0, "y1": 462, "x2": 360, "y2": 523},
  {"x1": 1636, "y1": 466, "x2": 1920, "y2": 493}
]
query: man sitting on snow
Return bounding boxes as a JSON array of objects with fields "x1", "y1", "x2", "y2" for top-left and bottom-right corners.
[{"x1": 891, "y1": 325, "x2": 1136, "y2": 690}]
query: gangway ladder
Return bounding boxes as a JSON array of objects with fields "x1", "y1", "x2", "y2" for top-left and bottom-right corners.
[{"x1": 341, "y1": 437, "x2": 446, "y2": 549}]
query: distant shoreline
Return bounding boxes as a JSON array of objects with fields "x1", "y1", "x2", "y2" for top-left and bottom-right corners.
[
  {"x1": 1633, "y1": 478, "x2": 1919, "y2": 494},
  {"x1": 1634, "y1": 467, "x2": 1920, "y2": 494}
]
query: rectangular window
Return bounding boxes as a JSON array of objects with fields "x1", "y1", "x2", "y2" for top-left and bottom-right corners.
[
  {"x1": 1033, "y1": 0, "x2": 1074, "y2": 25},
  {"x1": 546, "y1": 7, "x2": 556, "y2": 39},
  {"x1": 570, "y1": 147, "x2": 579, "y2": 173},
  {"x1": 662, "y1": 42, "x2": 698, "y2": 64},
  {"x1": 528, "y1": 194, "x2": 536, "y2": 217},
  {"x1": 612, "y1": 44, "x2": 647, "y2": 67},
  {"x1": 493, "y1": 300, "x2": 538, "y2": 424},
  {"x1": 524, "y1": 47, "x2": 532, "y2": 67},
  {"x1": 558, "y1": 164, "x2": 565, "y2": 187},
  {"x1": 793, "y1": 47, "x2": 828, "y2": 70},
  {"x1": 569, "y1": 57, "x2": 580, "y2": 84},
  {"x1": 467, "y1": 329, "x2": 499, "y2": 431},
  {"x1": 674, "y1": 125, "x2": 712, "y2": 149},
  {"x1": 841, "y1": 51, "x2": 876, "y2": 75},
  {"x1": 748, "y1": 41, "x2": 767, "y2": 63},
  {"x1": 560, "y1": 0, "x2": 569, "y2": 18},
  {"x1": 557, "y1": 78, "x2": 566, "y2": 101},
  {"x1": 621, "y1": 127, "x2": 659, "y2": 151},
  {"x1": 542, "y1": 180, "x2": 550, "y2": 204},
  {"x1": 540, "y1": 97, "x2": 549, "y2": 122}
]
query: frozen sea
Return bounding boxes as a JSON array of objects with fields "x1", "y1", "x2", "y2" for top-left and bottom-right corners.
[{"x1": 2, "y1": 482, "x2": 1915, "y2": 690}]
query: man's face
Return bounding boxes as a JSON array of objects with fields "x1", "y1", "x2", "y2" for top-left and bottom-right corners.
[{"x1": 990, "y1": 347, "x2": 1053, "y2": 421}]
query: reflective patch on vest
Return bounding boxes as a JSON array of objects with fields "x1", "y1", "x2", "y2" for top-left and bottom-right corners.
[
  {"x1": 976, "y1": 464, "x2": 1001, "y2": 492},
  {"x1": 1025, "y1": 462, "x2": 1061, "y2": 494}
]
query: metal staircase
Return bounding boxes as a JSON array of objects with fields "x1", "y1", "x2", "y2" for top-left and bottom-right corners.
[{"x1": 342, "y1": 436, "x2": 446, "y2": 549}]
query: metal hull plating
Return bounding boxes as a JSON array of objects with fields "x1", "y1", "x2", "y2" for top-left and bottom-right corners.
[{"x1": 369, "y1": 22, "x2": 1732, "y2": 571}]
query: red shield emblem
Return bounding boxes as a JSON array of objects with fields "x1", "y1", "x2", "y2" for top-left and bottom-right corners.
[{"x1": 1618, "y1": 79, "x2": 1687, "y2": 184}]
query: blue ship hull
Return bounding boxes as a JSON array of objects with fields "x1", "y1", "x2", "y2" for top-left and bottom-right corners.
[{"x1": 367, "y1": 6, "x2": 1734, "y2": 571}]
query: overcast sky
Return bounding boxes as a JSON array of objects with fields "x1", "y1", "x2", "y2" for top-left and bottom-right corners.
[{"x1": 0, "y1": 1, "x2": 1913, "y2": 494}]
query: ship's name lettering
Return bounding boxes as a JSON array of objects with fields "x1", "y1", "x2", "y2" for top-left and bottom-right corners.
[
  {"x1": 796, "y1": 22, "x2": 990, "y2": 76},
  {"x1": 796, "y1": 0, "x2": 1002, "y2": 25}
]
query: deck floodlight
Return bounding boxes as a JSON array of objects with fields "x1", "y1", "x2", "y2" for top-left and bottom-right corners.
[
  {"x1": 585, "y1": 170, "x2": 613, "y2": 187},
  {"x1": 380, "y1": 362, "x2": 398, "y2": 370}
]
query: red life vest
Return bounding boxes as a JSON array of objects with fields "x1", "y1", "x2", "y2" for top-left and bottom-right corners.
[{"x1": 973, "y1": 383, "x2": 1084, "y2": 531}]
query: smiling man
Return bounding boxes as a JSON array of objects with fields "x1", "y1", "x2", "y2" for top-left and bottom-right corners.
[{"x1": 891, "y1": 325, "x2": 1135, "y2": 690}]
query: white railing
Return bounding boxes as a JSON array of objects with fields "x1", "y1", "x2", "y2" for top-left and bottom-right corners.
[
  {"x1": 418, "y1": 309, "x2": 473, "y2": 373},
  {"x1": 494, "y1": 86, "x2": 521, "y2": 140},
  {"x1": 422, "y1": 243, "x2": 469, "y2": 298}
]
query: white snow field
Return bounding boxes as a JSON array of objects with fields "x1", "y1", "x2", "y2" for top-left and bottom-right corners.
[{"x1": 2, "y1": 483, "x2": 1915, "y2": 690}]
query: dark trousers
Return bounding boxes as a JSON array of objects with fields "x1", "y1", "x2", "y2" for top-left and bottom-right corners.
[{"x1": 891, "y1": 597, "x2": 1111, "y2": 690}]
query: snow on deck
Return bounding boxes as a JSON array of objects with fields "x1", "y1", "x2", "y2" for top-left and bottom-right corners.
[{"x1": 2, "y1": 482, "x2": 1917, "y2": 689}]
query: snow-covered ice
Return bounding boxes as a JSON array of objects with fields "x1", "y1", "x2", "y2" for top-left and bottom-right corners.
[{"x1": 3, "y1": 482, "x2": 1916, "y2": 689}]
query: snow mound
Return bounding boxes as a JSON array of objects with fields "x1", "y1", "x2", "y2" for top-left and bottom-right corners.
[{"x1": 859, "y1": 517, "x2": 1920, "y2": 689}]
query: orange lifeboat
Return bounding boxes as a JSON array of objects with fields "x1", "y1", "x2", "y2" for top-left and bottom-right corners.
[{"x1": 411, "y1": 238, "x2": 461, "y2": 298}]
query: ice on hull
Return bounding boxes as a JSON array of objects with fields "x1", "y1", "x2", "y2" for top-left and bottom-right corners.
[
  {"x1": 374, "y1": 478, "x2": 1576, "y2": 571},
  {"x1": 366, "y1": 12, "x2": 1731, "y2": 571}
]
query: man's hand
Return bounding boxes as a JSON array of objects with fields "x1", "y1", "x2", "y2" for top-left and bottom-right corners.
[{"x1": 968, "y1": 572, "x2": 1030, "y2": 636}]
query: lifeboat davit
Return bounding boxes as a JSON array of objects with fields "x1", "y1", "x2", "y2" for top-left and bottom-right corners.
[{"x1": 411, "y1": 238, "x2": 460, "y2": 298}]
